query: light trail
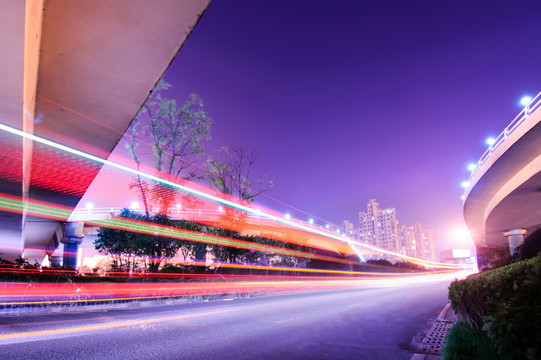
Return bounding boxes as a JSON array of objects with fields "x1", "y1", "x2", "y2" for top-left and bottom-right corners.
[
  {"x1": 0, "y1": 259, "x2": 455, "y2": 279},
  {"x1": 0, "y1": 193, "x2": 360, "y2": 267},
  {"x1": 0, "y1": 271, "x2": 466, "y2": 307},
  {"x1": 0, "y1": 123, "x2": 466, "y2": 269},
  {"x1": 0, "y1": 306, "x2": 247, "y2": 340}
]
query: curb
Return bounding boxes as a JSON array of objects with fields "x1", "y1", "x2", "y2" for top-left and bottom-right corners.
[{"x1": 410, "y1": 303, "x2": 456, "y2": 360}]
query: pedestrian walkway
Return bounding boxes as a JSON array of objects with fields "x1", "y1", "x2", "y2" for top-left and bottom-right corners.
[{"x1": 410, "y1": 302, "x2": 457, "y2": 359}]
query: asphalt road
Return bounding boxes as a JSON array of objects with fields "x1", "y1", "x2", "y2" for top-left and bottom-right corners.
[{"x1": 0, "y1": 275, "x2": 453, "y2": 360}]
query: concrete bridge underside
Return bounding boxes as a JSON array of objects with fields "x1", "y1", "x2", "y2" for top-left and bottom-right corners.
[
  {"x1": 464, "y1": 97, "x2": 541, "y2": 269},
  {"x1": 0, "y1": 0, "x2": 211, "y2": 263}
]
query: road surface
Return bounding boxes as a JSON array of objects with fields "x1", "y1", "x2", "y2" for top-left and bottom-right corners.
[{"x1": 0, "y1": 275, "x2": 452, "y2": 359}]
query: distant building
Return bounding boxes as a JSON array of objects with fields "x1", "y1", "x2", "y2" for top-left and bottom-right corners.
[
  {"x1": 420, "y1": 228, "x2": 437, "y2": 261},
  {"x1": 397, "y1": 224, "x2": 416, "y2": 257},
  {"x1": 356, "y1": 199, "x2": 437, "y2": 262},
  {"x1": 412, "y1": 222, "x2": 437, "y2": 261},
  {"x1": 441, "y1": 249, "x2": 473, "y2": 265},
  {"x1": 342, "y1": 220, "x2": 357, "y2": 238},
  {"x1": 359, "y1": 199, "x2": 398, "y2": 253}
]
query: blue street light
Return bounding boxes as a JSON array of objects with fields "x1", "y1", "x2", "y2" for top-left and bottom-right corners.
[{"x1": 520, "y1": 96, "x2": 533, "y2": 106}]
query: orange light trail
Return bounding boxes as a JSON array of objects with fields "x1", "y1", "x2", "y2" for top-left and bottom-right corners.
[
  {"x1": 0, "y1": 306, "x2": 248, "y2": 340},
  {"x1": 0, "y1": 193, "x2": 361, "y2": 267},
  {"x1": 0, "y1": 272, "x2": 460, "y2": 307}
]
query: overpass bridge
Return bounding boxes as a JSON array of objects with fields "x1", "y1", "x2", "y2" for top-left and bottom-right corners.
[
  {"x1": 463, "y1": 92, "x2": 541, "y2": 269},
  {"x1": 0, "y1": 0, "x2": 211, "y2": 264}
]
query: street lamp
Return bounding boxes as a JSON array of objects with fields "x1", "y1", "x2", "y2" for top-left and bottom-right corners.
[
  {"x1": 467, "y1": 163, "x2": 476, "y2": 172},
  {"x1": 486, "y1": 137, "x2": 496, "y2": 146},
  {"x1": 520, "y1": 96, "x2": 532, "y2": 106}
]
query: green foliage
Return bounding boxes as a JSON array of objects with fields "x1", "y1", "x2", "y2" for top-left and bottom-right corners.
[
  {"x1": 159, "y1": 265, "x2": 183, "y2": 273},
  {"x1": 206, "y1": 146, "x2": 273, "y2": 202},
  {"x1": 206, "y1": 227, "x2": 314, "y2": 274},
  {"x1": 95, "y1": 209, "x2": 182, "y2": 273},
  {"x1": 0, "y1": 257, "x2": 15, "y2": 265},
  {"x1": 442, "y1": 322, "x2": 507, "y2": 360},
  {"x1": 95, "y1": 208, "x2": 144, "y2": 272},
  {"x1": 366, "y1": 259, "x2": 393, "y2": 267},
  {"x1": 520, "y1": 228, "x2": 541, "y2": 260},
  {"x1": 15, "y1": 255, "x2": 30, "y2": 266},
  {"x1": 125, "y1": 80, "x2": 212, "y2": 215},
  {"x1": 448, "y1": 256, "x2": 541, "y2": 359}
]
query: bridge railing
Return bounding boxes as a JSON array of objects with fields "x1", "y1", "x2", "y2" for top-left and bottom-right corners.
[
  {"x1": 69, "y1": 207, "x2": 332, "y2": 231},
  {"x1": 466, "y1": 91, "x2": 541, "y2": 194}
]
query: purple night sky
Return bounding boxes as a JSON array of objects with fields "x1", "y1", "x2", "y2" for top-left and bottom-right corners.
[{"x1": 120, "y1": 1, "x2": 541, "y2": 253}]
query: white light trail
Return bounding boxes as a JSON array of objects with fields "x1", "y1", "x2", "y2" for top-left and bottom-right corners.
[{"x1": 0, "y1": 123, "x2": 464, "y2": 269}]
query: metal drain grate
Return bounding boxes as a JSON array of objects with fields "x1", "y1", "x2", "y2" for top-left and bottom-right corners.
[{"x1": 417, "y1": 319, "x2": 455, "y2": 355}]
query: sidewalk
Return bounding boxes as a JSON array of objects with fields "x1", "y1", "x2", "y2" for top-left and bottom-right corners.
[{"x1": 410, "y1": 302, "x2": 457, "y2": 360}]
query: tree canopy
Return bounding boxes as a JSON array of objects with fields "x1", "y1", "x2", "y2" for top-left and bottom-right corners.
[
  {"x1": 95, "y1": 208, "x2": 182, "y2": 273},
  {"x1": 124, "y1": 81, "x2": 212, "y2": 215}
]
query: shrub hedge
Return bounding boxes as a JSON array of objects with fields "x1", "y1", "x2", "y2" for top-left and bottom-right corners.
[
  {"x1": 442, "y1": 322, "x2": 506, "y2": 360},
  {"x1": 448, "y1": 255, "x2": 541, "y2": 359}
]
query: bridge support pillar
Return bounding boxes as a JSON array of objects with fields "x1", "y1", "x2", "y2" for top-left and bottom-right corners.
[
  {"x1": 503, "y1": 228, "x2": 527, "y2": 256},
  {"x1": 61, "y1": 222, "x2": 84, "y2": 269}
]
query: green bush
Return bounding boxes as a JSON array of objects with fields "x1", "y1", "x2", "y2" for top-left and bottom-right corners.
[
  {"x1": 442, "y1": 322, "x2": 505, "y2": 360},
  {"x1": 159, "y1": 265, "x2": 183, "y2": 273},
  {"x1": 448, "y1": 256, "x2": 541, "y2": 359},
  {"x1": 520, "y1": 228, "x2": 541, "y2": 260}
]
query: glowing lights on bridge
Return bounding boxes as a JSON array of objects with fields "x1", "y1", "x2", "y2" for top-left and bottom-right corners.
[
  {"x1": 520, "y1": 95, "x2": 533, "y2": 107},
  {"x1": 461, "y1": 92, "x2": 541, "y2": 201}
]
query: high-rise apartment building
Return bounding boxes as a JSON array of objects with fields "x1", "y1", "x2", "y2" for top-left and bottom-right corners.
[
  {"x1": 420, "y1": 228, "x2": 437, "y2": 261},
  {"x1": 413, "y1": 222, "x2": 437, "y2": 261},
  {"x1": 359, "y1": 199, "x2": 398, "y2": 252},
  {"x1": 356, "y1": 199, "x2": 437, "y2": 262},
  {"x1": 343, "y1": 220, "x2": 354, "y2": 234},
  {"x1": 397, "y1": 224, "x2": 416, "y2": 257}
]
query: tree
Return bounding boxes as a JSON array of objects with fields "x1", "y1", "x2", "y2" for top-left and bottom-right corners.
[
  {"x1": 174, "y1": 220, "x2": 204, "y2": 273},
  {"x1": 95, "y1": 208, "x2": 143, "y2": 272},
  {"x1": 206, "y1": 146, "x2": 273, "y2": 202},
  {"x1": 95, "y1": 209, "x2": 183, "y2": 273},
  {"x1": 205, "y1": 146, "x2": 274, "y2": 270},
  {"x1": 124, "y1": 118, "x2": 151, "y2": 218},
  {"x1": 143, "y1": 214, "x2": 182, "y2": 272},
  {"x1": 125, "y1": 80, "x2": 212, "y2": 215}
]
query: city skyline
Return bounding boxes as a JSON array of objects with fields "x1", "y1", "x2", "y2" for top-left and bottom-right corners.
[{"x1": 355, "y1": 198, "x2": 437, "y2": 261}]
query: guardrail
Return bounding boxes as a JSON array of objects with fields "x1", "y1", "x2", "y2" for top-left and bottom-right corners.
[
  {"x1": 69, "y1": 207, "x2": 333, "y2": 232},
  {"x1": 69, "y1": 207, "x2": 224, "y2": 221},
  {"x1": 465, "y1": 91, "x2": 541, "y2": 196}
]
